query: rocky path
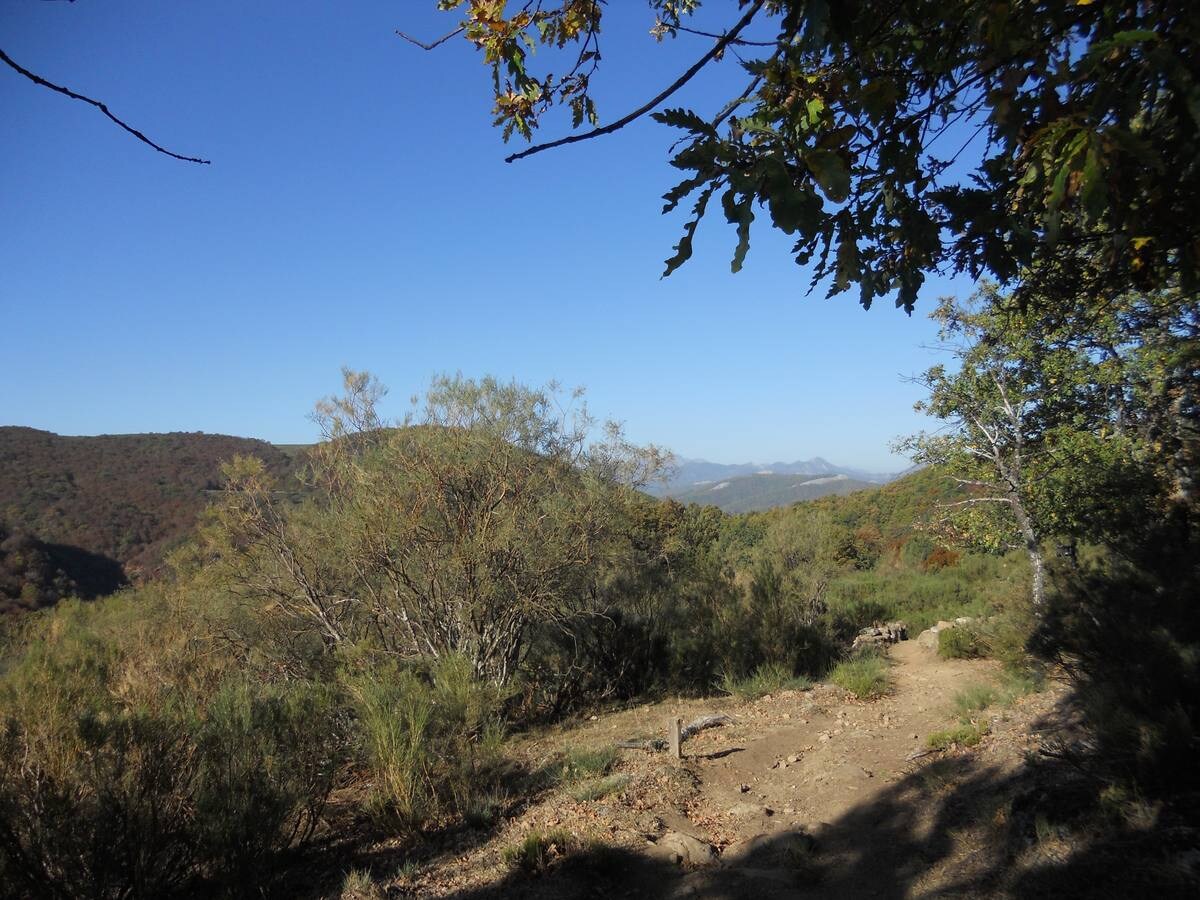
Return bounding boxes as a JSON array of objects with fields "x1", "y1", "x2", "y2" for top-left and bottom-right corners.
[
  {"x1": 381, "y1": 640, "x2": 1064, "y2": 899},
  {"x1": 660, "y1": 641, "x2": 1025, "y2": 897}
]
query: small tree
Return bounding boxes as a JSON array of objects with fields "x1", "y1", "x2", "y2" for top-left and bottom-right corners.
[
  {"x1": 900, "y1": 281, "x2": 1194, "y2": 608},
  {"x1": 211, "y1": 370, "x2": 668, "y2": 684},
  {"x1": 900, "y1": 288, "x2": 1054, "y2": 606}
]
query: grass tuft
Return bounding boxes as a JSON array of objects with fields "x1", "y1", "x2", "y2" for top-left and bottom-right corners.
[
  {"x1": 721, "y1": 661, "x2": 813, "y2": 700},
  {"x1": 568, "y1": 773, "x2": 630, "y2": 803},
  {"x1": 339, "y1": 869, "x2": 384, "y2": 900},
  {"x1": 952, "y1": 682, "x2": 999, "y2": 718},
  {"x1": 829, "y1": 653, "x2": 891, "y2": 699},
  {"x1": 926, "y1": 722, "x2": 988, "y2": 750},
  {"x1": 502, "y1": 828, "x2": 577, "y2": 873},
  {"x1": 561, "y1": 745, "x2": 617, "y2": 780}
]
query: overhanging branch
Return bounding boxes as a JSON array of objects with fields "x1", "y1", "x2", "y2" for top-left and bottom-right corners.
[
  {"x1": 395, "y1": 26, "x2": 464, "y2": 51},
  {"x1": 504, "y1": 0, "x2": 765, "y2": 164},
  {"x1": 0, "y1": 47, "x2": 211, "y2": 164}
]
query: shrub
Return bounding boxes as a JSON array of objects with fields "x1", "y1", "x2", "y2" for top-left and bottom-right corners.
[
  {"x1": 720, "y1": 661, "x2": 812, "y2": 700},
  {"x1": 340, "y1": 868, "x2": 385, "y2": 900},
  {"x1": 191, "y1": 678, "x2": 344, "y2": 884},
  {"x1": 569, "y1": 774, "x2": 631, "y2": 803},
  {"x1": 0, "y1": 594, "x2": 345, "y2": 899},
  {"x1": 340, "y1": 653, "x2": 504, "y2": 831},
  {"x1": 829, "y1": 653, "x2": 890, "y2": 699},
  {"x1": 502, "y1": 829, "x2": 577, "y2": 874},
  {"x1": 952, "y1": 682, "x2": 999, "y2": 718},
  {"x1": 561, "y1": 745, "x2": 617, "y2": 780},
  {"x1": 938, "y1": 625, "x2": 986, "y2": 659},
  {"x1": 926, "y1": 722, "x2": 988, "y2": 750}
]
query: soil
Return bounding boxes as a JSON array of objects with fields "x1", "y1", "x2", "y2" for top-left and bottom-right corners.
[{"x1": 337, "y1": 641, "x2": 1096, "y2": 899}]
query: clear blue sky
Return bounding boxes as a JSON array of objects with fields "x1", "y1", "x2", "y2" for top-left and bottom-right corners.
[{"x1": 1, "y1": 1, "x2": 973, "y2": 472}]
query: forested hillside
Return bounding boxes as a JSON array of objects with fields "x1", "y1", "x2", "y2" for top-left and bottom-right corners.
[{"x1": 0, "y1": 427, "x2": 299, "y2": 584}]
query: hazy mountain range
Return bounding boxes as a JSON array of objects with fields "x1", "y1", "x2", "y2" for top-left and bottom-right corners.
[{"x1": 646, "y1": 457, "x2": 906, "y2": 513}]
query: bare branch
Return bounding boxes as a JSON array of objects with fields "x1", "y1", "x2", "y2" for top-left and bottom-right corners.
[
  {"x1": 670, "y1": 23, "x2": 776, "y2": 47},
  {"x1": 1, "y1": 47, "x2": 210, "y2": 164},
  {"x1": 943, "y1": 497, "x2": 1014, "y2": 507},
  {"x1": 505, "y1": 0, "x2": 765, "y2": 164},
  {"x1": 395, "y1": 26, "x2": 465, "y2": 51}
]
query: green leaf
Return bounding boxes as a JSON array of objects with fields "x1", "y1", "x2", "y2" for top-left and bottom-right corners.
[
  {"x1": 663, "y1": 184, "x2": 717, "y2": 278},
  {"x1": 722, "y1": 190, "x2": 755, "y2": 273},
  {"x1": 651, "y1": 107, "x2": 718, "y2": 138},
  {"x1": 804, "y1": 149, "x2": 851, "y2": 202}
]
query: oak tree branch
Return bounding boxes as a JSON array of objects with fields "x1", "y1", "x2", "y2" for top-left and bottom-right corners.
[
  {"x1": 0, "y1": 47, "x2": 211, "y2": 164},
  {"x1": 504, "y1": 0, "x2": 766, "y2": 164}
]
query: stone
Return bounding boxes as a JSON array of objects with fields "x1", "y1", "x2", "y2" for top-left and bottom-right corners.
[
  {"x1": 787, "y1": 754, "x2": 800, "y2": 764},
  {"x1": 850, "y1": 620, "x2": 909, "y2": 650},
  {"x1": 729, "y1": 802, "x2": 773, "y2": 818},
  {"x1": 723, "y1": 830, "x2": 817, "y2": 867},
  {"x1": 652, "y1": 832, "x2": 717, "y2": 868}
]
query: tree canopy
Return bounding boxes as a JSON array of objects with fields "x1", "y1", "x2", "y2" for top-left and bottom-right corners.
[{"x1": 432, "y1": 1, "x2": 1199, "y2": 310}]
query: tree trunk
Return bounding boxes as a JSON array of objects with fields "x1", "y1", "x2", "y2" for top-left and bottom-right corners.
[
  {"x1": 1028, "y1": 542, "x2": 1045, "y2": 609},
  {"x1": 1008, "y1": 492, "x2": 1045, "y2": 608}
]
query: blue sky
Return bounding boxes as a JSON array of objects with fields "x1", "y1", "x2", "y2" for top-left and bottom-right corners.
[{"x1": 1, "y1": 1, "x2": 973, "y2": 472}]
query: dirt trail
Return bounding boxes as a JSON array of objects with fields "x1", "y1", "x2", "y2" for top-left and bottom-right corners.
[
  {"x1": 391, "y1": 642, "x2": 1062, "y2": 899},
  {"x1": 667, "y1": 641, "x2": 1017, "y2": 897},
  {"x1": 690, "y1": 641, "x2": 1000, "y2": 828}
]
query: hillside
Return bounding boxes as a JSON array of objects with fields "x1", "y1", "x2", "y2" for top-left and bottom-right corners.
[
  {"x1": 0, "y1": 427, "x2": 299, "y2": 585},
  {"x1": 670, "y1": 471, "x2": 877, "y2": 513}
]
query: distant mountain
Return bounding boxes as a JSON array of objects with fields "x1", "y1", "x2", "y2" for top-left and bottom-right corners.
[
  {"x1": 666, "y1": 472, "x2": 877, "y2": 513},
  {"x1": 646, "y1": 456, "x2": 901, "y2": 511},
  {"x1": 0, "y1": 427, "x2": 299, "y2": 587}
]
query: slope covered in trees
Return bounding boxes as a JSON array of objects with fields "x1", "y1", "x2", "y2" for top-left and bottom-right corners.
[{"x1": 0, "y1": 427, "x2": 299, "y2": 585}]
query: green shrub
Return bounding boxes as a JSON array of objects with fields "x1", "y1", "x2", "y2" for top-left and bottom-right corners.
[
  {"x1": 952, "y1": 682, "x2": 999, "y2": 718},
  {"x1": 561, "y1": 745, "x2": 618, "y2": 780},
  {"x1": 829, "y1": 653, "x2": 890, "y2": 698},
  {"x1": 191, "y1": 678, "x2": 344, "y2": 883},
  {"x1": 720, "y1": 661, "x2": 812, "y2": 700},
  {"x1": 938, "y1": 625, "x2": 986, "y2": 659},
  {"x1": 340, "y1": 868, "x2": 386, "y2": 900},
  {"x1": 502, "y1": 828, "x2": 577, "y2": 873},
  {"x1": 341, "y1": 653, "x2": 504, "y2": 831},
  {"x1": 0, "y1": 594, "x2": 346, "y2": 899},
  {"x1": 926, "y1": 722, "x2": 988, "y2": 750}
]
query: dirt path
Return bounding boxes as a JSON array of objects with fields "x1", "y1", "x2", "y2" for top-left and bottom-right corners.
[
  {"x1": 689, "y1": 641, "x2": 1001, "y2": 829},
  {"x1": 666, "y1": 641, "x2": 1020, "y2": 897},
  {"x1": 378, "y1": 641, "x2": 1063, "y2": 899}
]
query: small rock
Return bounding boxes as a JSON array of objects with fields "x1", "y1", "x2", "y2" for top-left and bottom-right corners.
[
  {"x1": 787, "y1": 754, "x2": 801, "y2": 764},
  {"x1": 729, "y1": 802, "x2": 774, "y2": 818},
  {"x1": 739, "y1": 783, "x2": 751, "y2": 793},
  {"x1": 653, "y1": 832, "x2": 717, "y2": 868}
]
